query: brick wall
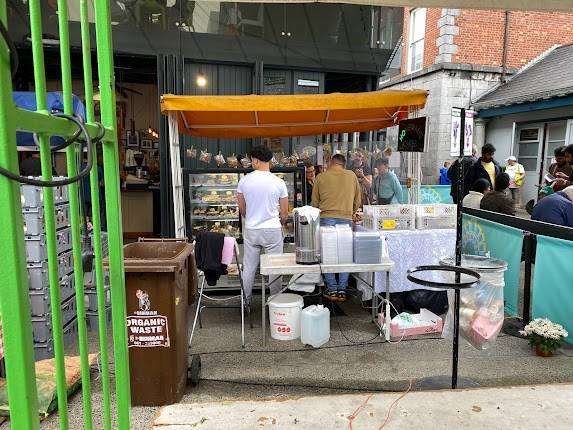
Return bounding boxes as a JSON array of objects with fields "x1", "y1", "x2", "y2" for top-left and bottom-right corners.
[
  {"x1": 454, "y1": 10, "x2": 573, "y2": 68},
  {"x1": 424, "y1": 9, "x2": 442, "y2": 68},
  {"x1": 401, "y1": 8, "x2": 573, "y2": 73}
]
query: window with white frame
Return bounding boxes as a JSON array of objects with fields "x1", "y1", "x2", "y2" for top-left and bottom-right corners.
[{"x1": 408, "y1": 8, "x2": 426, "y2": 73}]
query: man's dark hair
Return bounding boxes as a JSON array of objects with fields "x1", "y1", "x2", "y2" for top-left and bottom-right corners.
[
  {"x1": 555, "y1": 146, "x2": 567, "y2": 157},
  {"x1": 565, "y1": 144, "x2": 573, "y2": 156},
  {"x1": 249, "y1": 145, "x2": 273, "y2": 163},
  {"x1": 495, "y1": 172, "x2": 510, "y2": 191},
  {"x1": 482, "y1": 143, "x2": 496, "y2": 155},
  {"x1": 331, "y1": 154, "x2": 346, "y2": 165},
  {"x1": 472, "y1": 178, "x2": 491, "y2": 194},
  {"x1": 375, "y1": 157, "x2": 390, "y2": 167}
]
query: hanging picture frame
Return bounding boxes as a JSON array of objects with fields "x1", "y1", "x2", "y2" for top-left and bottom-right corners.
[
  {"x1": 141, "y1": 139, "x2": 153, "y2": 149},
  {"x1": 126, "y1": 130, "x2": 139, "y2": 148}
]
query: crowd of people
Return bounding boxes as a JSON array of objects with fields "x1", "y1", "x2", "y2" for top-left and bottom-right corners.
[
  {"x1": 445, "y1": 142, "x2": 573, "y2": 228},
  {"x1": 237, "y1": 142, "x2": 573, "y2": 304}
]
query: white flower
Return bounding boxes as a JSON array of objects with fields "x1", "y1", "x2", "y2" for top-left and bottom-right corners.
[{"x1": 522, "y1": 318, "x2": 568, "y2": 340}]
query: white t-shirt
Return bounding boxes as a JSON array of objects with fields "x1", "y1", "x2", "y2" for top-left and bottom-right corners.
[{"x1": 237, "y1": 170, "x2": 288, "y2": 229}]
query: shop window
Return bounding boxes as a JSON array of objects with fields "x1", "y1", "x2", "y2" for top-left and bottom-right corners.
[{"x1": 407, "y1": 8, "x2": 426, "y2": 73}]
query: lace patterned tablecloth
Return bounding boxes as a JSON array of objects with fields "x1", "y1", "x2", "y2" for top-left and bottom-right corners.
[{"x1": 375, "y1": 229, "x2": 456, "y2": 293}]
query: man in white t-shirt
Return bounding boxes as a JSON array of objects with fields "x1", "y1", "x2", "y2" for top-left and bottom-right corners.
[{"x1": 237, "y1": 146, "x2": 288, "y2": 303}]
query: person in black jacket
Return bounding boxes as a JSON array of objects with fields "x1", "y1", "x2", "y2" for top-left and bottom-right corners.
[
  {"x1": 464, "y1": 143, "x2": 501, "y2": 196},
  {"x1": 447, "y1": 145, "x2": 477, "y2": 203}
]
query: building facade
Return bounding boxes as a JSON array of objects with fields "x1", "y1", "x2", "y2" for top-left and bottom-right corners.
[
  {"x1": 382, "y1": 7, "x2": 573, "y2": 183},
  {"x1": 474, "y1": 44, "x2": 573, "y2": 205}
]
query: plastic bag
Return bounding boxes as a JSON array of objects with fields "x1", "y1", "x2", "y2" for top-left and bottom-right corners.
[
  {"x1": 214, "y1": 151, "x2": 226, "y2": 167},
  {"x1": 186, "y1": 145, "x2": 197, "y2": 159},
  {"x1": 199, "y1": 150, "x2": 212, "y2": 164},
  {"x1": 240, "y1": 156, "x2": 252, "y2": 168},
  {"x1": 269, "y1": 156, "x2": 278, "y2": 169},
  {"x1": 227, "y1": 153, "x2": 239, "y2": 168},
  {"x1": 443, "y1": 276, "x2": 504, "y2": 350}
]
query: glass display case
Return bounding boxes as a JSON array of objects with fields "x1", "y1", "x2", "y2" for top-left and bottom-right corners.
[{"x1": 184, "y1": 167, "x2": 306, "y2": 242}]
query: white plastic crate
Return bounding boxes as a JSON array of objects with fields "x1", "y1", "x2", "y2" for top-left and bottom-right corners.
[
  {"x1": 20, "y1": 179, "x2": 69, "y2": 208},
  {"x1": 22, "y1": 204, "x2": 71, "y2": 235},
  {"x1": 363, "y1": 205, "x2": 416, "y2": 231},
  {"x1": 415, "y1": 204, "x2": 457, "y2": 229}
]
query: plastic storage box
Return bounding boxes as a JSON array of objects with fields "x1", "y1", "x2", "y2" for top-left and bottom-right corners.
[
  {"x1": 33, "y1": 317, "x2": 78, "y2": 361},
  {"x1": 27, "y1": 251, "x2": 74, "y2": 287},
  {"x1": 22, "y1": 204, "x2": 71, "y2": 235},
  {"x1": 28, "y1": 275, "x2": 75, "y2": 316},
  {"x1": 415, "y1": 204, "x2": 457, "y2": 229},
  {"x1": 31, "y1": 294, "x2": 77, "y2": 343},
  {"x1": 84, "y1": 285, "x2": 111, "y2": 312},
  {"x1": 25, "y1": 227, "x2": 72, "y2": 262},
  {"x1": 21, "y1": 180, "x2": 69, "y2": 208},
  {"x1": 86, "y1": 307, "x2": 112, "y2": 332},
  {"x1": 363, "y1": 205, "x2": 415, "y2": 231},
  {"x1": 336, "y1": 224, "x2": 353, "y2": 264},
  {"x1": 320, "y1": 226, "x2": 338, "y2": 264},
  {"x1": 353, "y1": 231, "x2": 384, "y2": 264}
]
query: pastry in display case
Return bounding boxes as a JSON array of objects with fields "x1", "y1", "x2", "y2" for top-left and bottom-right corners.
[{"x1": 186, "y1": 167, "x2": 307, "y2": 242}]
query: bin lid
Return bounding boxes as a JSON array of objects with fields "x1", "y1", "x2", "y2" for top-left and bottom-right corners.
[
  {"x1": 268, "y1": 293, "x2": 304, "y2": 308},
  {"x1": 105, "y1": 241, "x2": 193, "y2": 272},
  {"x1": 439, "y1": 254, "x2": 507, "y2": 273}
]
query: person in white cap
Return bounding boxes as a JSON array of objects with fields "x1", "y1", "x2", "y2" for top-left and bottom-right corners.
[{"x1": 504, "y1": 155, "x2": 525, "y2": 206}]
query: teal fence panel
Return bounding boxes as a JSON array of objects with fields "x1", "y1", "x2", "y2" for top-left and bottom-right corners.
[
  {"x1": 400, "y1": 185, "x2": 453, "y2": 204},
  {"x1": 462, "y1": 214, "x2": 523, "y2": 316},
  {"x1": 531, "y1": 235, "x2": 573, "y2": 345}
]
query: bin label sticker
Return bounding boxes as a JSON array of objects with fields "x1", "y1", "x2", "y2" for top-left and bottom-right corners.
[
  {"x1": 127, "y1": 315, "x2": 170, "y2": 348},
  {"x1": 136, "y1": 289, "x2": 151, "y2": 311}
]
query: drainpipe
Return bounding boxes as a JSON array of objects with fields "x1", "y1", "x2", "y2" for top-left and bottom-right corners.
[{"x1": 501, "y1": 11, "x2": 510, "y2": 83}]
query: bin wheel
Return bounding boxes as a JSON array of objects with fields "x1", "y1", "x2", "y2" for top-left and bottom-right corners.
[{"x1": 189, "y1": 354, "x2": 201, "y2": 386}]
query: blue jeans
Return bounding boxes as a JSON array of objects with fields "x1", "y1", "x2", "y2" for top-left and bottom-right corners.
[{"x1": 321, "y1": 217, "x2": 352, "y2": 292}]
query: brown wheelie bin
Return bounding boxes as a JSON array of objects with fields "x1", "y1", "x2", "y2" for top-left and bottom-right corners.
[{"x1": 121, "y1": 240, "x2": 193, "y2": 406}]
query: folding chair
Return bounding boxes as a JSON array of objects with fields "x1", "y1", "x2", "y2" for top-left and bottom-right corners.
[{"x1": 190, "y1": 240, "x2": 253, "y2": 348}]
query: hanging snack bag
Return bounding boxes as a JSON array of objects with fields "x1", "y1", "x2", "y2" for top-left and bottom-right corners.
[
  {"x1": 186, "y1": 145, "x2": 197, "y2": 159},
  {"x1": 214, "y1": 151, "x2": 226, "y2": 167},
  {"x1": 227, "y1": 153, "x2": 239, "y2": 168},
  {"x1": 241, "y1": 156, "x2": 252, "y2": 168},
  {"x1": 199, "y1": 149, "x2": 212, "y2": 164}
]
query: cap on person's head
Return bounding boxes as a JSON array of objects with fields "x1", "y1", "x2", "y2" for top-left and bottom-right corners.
[
  {"x1": 248, "y1": 145, "x2": 273, "y2": 163},
  {"x1": 506, "y1": 155, "x2": 517, "y2": 162},
  {"x1": 375, "y1": 156, "x2": 390, "y2": 167},
  {"x1": 495, "y1": 172, "x2": 510, "y2": 191}
]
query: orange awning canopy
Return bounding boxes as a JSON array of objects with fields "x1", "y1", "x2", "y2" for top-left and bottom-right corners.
[{"x1": 160, "y1": 90, "x2": 428, "y2": 139}]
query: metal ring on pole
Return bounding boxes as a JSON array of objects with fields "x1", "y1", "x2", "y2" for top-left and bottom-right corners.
[
  {"x1": 0, "y1": 113, "x2": 94, "y2": 187},
  {"x1": 406, "y1": 265, "x2": 480, "y2": 290}
]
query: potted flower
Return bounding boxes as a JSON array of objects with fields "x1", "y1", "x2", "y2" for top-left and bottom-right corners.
[{"x1": 520, "y1": 318, "x2": 569, "y2": 357}]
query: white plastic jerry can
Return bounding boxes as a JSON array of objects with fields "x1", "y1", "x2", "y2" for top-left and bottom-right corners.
[{"x1": 300, "y1": 304, "x2": 330, "y2": 348}]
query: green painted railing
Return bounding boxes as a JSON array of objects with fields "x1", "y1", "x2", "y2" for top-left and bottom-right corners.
[{"x1": 0, "y1": 0, "x2": 130, "y2": 428}]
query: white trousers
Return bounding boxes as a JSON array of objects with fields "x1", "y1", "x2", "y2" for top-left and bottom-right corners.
[{"x1": 243, "y1": 228, "x2": 283, "y2": 300}]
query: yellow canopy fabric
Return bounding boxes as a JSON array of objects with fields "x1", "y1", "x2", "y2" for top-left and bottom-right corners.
[{"x1": 161, "y1": 90, "x2": 428, "y2": 138}]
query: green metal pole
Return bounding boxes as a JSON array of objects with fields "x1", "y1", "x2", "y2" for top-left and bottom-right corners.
[
  {"x1": 93, "y1": 1, "x2": 132, "y2": 428},
  {"x1": 29, "y1": 2, "x2": 69, "y2": 427},
  {"x1": 79, "y1": 0, "x2": 112, "y2": 428},
  {"x1": 0, "y1": 2, "x2": 40, "y2": 428},
  {"x1": 55, "y1": 1, "x2": 94, "y2": 429}
]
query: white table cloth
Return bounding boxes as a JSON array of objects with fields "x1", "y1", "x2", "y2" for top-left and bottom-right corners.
[{"x1": 358, "y1": 229, "x2": 455, "y2": 296}]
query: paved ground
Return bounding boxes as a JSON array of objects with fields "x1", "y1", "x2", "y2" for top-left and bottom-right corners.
[
  {"x1": 154, "y1": 383, "x2": 573, "y2": 429},
  {"x1": 5, "y1": 289, "x2": 567, "y2": 430}
]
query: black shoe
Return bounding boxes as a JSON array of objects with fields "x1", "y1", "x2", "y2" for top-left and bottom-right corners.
[
  {"x1": 323, "y1": 291, "x2": 339, "y2": 302},
  {"x1": 336, "y1": 291, "x2": 348, "y2": 302}
]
